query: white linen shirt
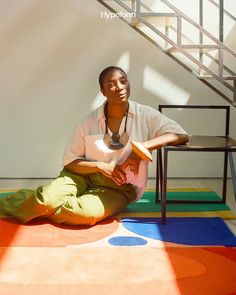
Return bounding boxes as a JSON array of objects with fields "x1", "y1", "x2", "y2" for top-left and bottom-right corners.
[{"x1": 63, "y1": 100, "x2": 187, "y2": 199}]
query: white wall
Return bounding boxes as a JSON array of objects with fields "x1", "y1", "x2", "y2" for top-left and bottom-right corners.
[{"x1": 0, "y1": 0, "x2": 236, "y2": 178}]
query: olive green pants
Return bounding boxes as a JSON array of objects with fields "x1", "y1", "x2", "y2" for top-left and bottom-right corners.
[{"x1": 0, "y1": 169, "x2": 137, "y2": 225}]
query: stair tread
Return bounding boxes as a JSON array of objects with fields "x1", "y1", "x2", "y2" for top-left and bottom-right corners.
[
  {"x1": 192, "y1": 72, "x2": 236, "y2": 80},
  {"x1": 165, "y1": 45, "x2": 219, "y2": 53},
  {"x1": 140, "y1": 12, "x2": 178, "y2": 17},
  {"x1": 182, "y1": 45, "x2": 219, "y2": 48},
  {"x1": 131, "y1": 13, "x2": 177, "y2": 27}
]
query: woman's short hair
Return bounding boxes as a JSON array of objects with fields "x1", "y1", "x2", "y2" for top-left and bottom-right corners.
[{"x1": 99, "y1": 66, "x2": 127, "y2": 89}]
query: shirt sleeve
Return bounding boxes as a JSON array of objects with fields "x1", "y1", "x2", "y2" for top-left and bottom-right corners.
[
  {"x1": 146, "y1": 106, "x2": 188, "y2": 139},
  {"x1": 62, "y1": 123, "x2": 86, "y2": 166}
]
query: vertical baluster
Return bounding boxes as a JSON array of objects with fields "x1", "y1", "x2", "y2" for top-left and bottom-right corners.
[
  {"x1": 219, "y1": 0, "x2": 224, "y2": 42},
  {"x1": 199, "y1": 0, "x2": 203, "y2": 75}
]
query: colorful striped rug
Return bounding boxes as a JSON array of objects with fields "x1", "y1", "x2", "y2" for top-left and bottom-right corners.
[{"x1": 0, "y1": 188, "x2": 236, "y2": 295}]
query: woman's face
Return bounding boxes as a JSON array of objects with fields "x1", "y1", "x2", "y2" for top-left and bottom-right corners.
[{"x1": 101, "y1": 70, "x2": 130, "y2": 105}]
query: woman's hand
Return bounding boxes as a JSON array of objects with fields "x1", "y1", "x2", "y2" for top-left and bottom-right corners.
[
  {"x1": 112, "y1": 164, "x2": 127, "y2": 186},
  {"x1": 112, "y1": 152, "x2": 142, "y2": 185},
  {"x1": 121, "y1": 151, "x2": 141, "y2": 175},
  {"x1": 96, "y1": 162, "x2": 114, "y2": 178}
]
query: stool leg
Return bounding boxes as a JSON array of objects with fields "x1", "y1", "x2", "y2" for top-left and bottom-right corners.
[
  {"x1": 159, "y1": 149, "x2": 163, "y2": 202},
  {"x1": 155, "y1": 149, "x2": 163, "y2": 203},
  {"x1": 229, "y1": 152, "x2": 236, "y2": 203},
  {"x1": 161, "y1": 149, "x2": 168, "y2": 225},
  {"x1": 222, "y1": 151, "x2": 228, "y2": 203},
  {"x1": 155, "y1": 151, "x2": 160, "y2": 203}
]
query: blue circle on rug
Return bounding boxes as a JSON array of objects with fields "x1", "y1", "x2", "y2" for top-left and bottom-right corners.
[
  {"x1": 108, "y1": 236, "x2": 148, "y2": 246},
  {"x1": 121, "y1": 217, "x2": 236, "y2": 246}
]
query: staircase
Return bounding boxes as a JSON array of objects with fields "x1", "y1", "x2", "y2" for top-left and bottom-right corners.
[{"x1": 97, "y1": 0, "x2": 236, "y2": 106}]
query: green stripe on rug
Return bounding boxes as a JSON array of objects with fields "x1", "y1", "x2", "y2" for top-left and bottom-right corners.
[
  {"x1": 0, "y1": 191, "x2": 18, "y2": 198},
  {"x1": 0, "y1": 190, "x2": 232, "y2": 213},
  {"x1": 126, "y1": 191, "x2": 230, "y2": 212}
]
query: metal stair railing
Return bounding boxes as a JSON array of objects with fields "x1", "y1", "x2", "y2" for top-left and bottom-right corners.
[
  {"x1": 209, "y1": 0, "x2": 236, "y2": 23},
  {"x1": 97, "y1": 0, "x2": 236, "y2": 106},
  {"x1": 161, "y1": 0, "x2": 236, "y2": 104}
]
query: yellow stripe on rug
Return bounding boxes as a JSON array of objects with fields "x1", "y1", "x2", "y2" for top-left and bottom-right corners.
[{"x1": 116, "y1": 210, "x2": 236, "y2": 220}]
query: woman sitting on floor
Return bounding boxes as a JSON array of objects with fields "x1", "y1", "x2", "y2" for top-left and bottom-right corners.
[{"x1": 0, "y1": 66, "x2": 188, "y2": 225}]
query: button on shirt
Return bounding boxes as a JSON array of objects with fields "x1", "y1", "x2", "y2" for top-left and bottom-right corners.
[{"x1": 63, "y1": 100, "x2": 187, "y2": 200}]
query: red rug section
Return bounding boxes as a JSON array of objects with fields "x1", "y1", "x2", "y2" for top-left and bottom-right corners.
[{"x1": 0, "y1": 218, "x2": 119, "y2": 247}]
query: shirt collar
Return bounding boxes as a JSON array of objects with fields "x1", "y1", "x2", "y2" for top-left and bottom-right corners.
[{"x1": 97, "y1": 100, "x2": 135, "y2": 122}]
